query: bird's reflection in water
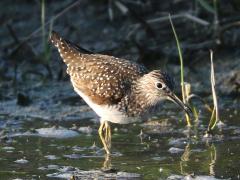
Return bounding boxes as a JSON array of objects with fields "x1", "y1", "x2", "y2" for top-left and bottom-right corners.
[
  {"x1": 180, "y1": 143, "x2": 191, "y2": 176},
  {"x1": 102, "y1": 154, "x2": 113, "y2": 171}
]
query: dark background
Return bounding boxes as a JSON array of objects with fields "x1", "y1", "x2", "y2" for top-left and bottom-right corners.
[{"x1": 1, "y1": 0, "x2": 240, "y2": 99}]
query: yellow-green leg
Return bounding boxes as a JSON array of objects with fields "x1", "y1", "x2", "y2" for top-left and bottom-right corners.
[
  {"x1": 98, "y1": 121, "x2": 111, "y2": 154},
  {"x1": 103, "y1": 153, "x2": 112, "y2": 170},
  {"x1": 104, "y1": 121, "x2": 111, "y2": 148}
]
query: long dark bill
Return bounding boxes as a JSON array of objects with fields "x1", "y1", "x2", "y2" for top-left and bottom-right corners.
[{"x1": 168, "y1": 92, "x2": 192, "y2": 117}]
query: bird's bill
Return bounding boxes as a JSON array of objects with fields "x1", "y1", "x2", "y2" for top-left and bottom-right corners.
[{"x1": 167, "y1": 92, "x2": 192, "y2": 117}]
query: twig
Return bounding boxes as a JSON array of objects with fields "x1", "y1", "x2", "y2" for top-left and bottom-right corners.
[
  {"x1": 212, "y1": 0, "x2": 220, "y2": 41},
  {"x1": 21, "y1": 0, "x2": 81, "y2": 43},
  {"x1": 184, "y1": 13, "x2": 210, "y2": 26},
  {"x1": 108, "y1": 0, "x2": 114, "y2": 21},
  {"x1": 187, "y1": 94, "x2": 212, "y2": 112},
  {"x1": 196, "y1": 0, "x2": 215, "y2": 14},
  {"x1": 220, "y1": 21, "x2": 240, "y2": 33},
  {"x1": 115, "y1": 0, "x2": 155, "y2": 37},
  {"x1": 182, "y1": 40, "x2": 216, "y2": 50},
  {"x1": 132, "y1": 13, "x2": 210, "y2": 27},
  {"x1": 6, "y1": 23, "x2": 20, "y2": 43}
]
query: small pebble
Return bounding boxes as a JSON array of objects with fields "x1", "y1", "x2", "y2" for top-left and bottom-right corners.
[
  {"x1": 14, "y1": 159, "x2": 29, "y2": 164},
  {"x1": 44, "y1": 155, "x2": 59, "y2": 160},
  {"x1": 2, "y1": 146, "x2": 15, "y2": 150},
  {"x1": 78, "y1": 126, "x2": 93, "y2": 134},
  {"x1": 168, "y1": 147, "x2": 184, "y2": 154}
]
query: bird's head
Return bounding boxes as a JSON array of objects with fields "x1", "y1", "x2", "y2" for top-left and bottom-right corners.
[{"x1": 137, "y1": 70, "x2": 192, "y2": 116}]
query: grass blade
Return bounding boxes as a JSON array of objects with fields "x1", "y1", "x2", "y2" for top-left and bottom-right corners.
[
  {"x1": 208, "y1": 50, "x2": 219, "y2": 131},
  {"x1": 196, "y1": 0, "x2": 215, "y2": 14},
  {"x1": 169, "y1": 14, "x2": 191, "y2": 126},
  {"x1": 41, "y1": 0, "x2": 46, "y2": 48}
]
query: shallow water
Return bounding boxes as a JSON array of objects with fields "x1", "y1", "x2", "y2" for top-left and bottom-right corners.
[{"x1": 0, "y1": 98, "x2": 239, "y2": 179}]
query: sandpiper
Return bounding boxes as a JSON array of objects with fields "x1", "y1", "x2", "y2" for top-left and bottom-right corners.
[{"x1": 50, "y1": 31, "x2": 191, "y2": 154}]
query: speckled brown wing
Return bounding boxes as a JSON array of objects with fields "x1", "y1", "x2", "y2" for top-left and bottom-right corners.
[
  {"x1": 50, "y1": 31, "x2": 148, "y2": 105},
  {"x1": 69, "y1": 54, "x2": 147, "y2": 105}
]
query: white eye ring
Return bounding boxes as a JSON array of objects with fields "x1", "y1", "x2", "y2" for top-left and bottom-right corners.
[{"x1": 155, "y1": 82, "x2": 163, "y2": 89}]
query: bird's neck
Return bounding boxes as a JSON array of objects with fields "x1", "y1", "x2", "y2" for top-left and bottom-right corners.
[{"x1": 119, "y1": 83, "x2": 158, "y2": 117}]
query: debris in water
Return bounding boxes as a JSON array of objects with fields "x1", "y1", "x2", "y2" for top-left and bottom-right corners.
[
  {"x1": 78, "y1": 126, "x2": 93, "y2": 134},
  {"x1": 14, "y1": 158, "x2": 29, "y2": 164},
  {"x1": 168, "y1": 147, "x2": 184, "y2": 154},
  {"x1": 35, "y1": 126, "x2": 79, "y2": 138},
  {"x1": 44, "y1": 155, "x2": 59, "y2": 160},
  {"x1": 2, "y1": 146, "x2": 15, "y2": 151}
]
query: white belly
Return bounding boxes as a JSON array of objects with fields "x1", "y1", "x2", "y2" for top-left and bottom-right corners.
[{"x1": 73, "y1": 88, "x2": 139, "y2": 124}]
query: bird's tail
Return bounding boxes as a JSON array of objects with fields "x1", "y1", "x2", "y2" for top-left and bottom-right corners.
[
  {"x1": 49, "y1": 31, "x2": 62, "y2": 48},
  {"x1": 49, "y1": 31, "x2": 75, "y2": 65},
  {"x1": 49, "y1": 31, "x2": 92, "y2": 65}
]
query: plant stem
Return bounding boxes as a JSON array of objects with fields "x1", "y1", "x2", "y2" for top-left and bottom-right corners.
[
  {"x1": 41, "y1": 0, "x2": 46, "y2": 49},
  {"x1": 169, "y1": 14, "x2": 191, "y2": 126},
  {"x1": 208, "y1": 50, "x2": 219, "y2": 130}
]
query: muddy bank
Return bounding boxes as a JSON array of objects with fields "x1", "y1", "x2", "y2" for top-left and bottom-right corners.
[{"x1": 0, "y1": 1, "x2": 240, "y2": 179}]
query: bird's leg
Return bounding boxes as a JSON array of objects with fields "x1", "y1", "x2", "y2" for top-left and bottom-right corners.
[
  {"x1": 104, "y1": 121, "x2": 111, "y2": 149},
  {"x1": 103, "y1": 153, "x2": 112, "y2": 170},
  {"x1": 98, "y1": 121, "x2": 111, "y2": 154}
]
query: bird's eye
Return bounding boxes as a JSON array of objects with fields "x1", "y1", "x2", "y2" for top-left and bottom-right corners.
[{"x1": 156, "y1": 82, "x2": 163, "y2": 89}]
